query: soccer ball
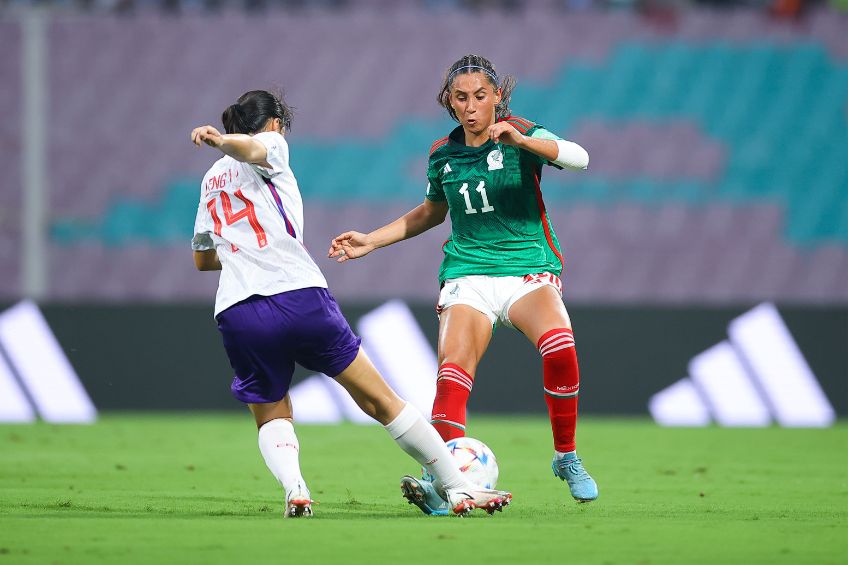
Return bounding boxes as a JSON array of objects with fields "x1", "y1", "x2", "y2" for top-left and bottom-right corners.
[{"x1": 424, "y1": 437, "x2": 499, "y2": 489}]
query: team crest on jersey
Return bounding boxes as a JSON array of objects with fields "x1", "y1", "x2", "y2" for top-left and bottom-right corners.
[{"x1": 487, "y1": 149, "x2": 504, "y2": 171}]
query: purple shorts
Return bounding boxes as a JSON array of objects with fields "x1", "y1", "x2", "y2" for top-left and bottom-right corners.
[{"x1": 215, "y1": 287, "x2": 362, "y2": 404}]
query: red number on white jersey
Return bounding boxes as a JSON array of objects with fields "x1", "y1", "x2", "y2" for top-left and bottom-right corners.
[{"x1": 206, "y1": 189, "x2": 267, "y2": 251}]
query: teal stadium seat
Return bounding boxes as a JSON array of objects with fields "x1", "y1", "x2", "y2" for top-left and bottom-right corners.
[{"x1": 51, "y1": 39, "x2": 848, "y2": 248}]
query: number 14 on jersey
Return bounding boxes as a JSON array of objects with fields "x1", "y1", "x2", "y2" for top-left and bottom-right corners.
[{"x1": 206, "y1": 189, "x2": 268, "y2": 250}]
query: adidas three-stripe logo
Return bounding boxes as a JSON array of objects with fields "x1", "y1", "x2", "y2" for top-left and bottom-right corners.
[
  {"x1": 0, "y1": 301, "x2": 97, "y2": 423},
  {"x1": 438, "y1": 365, "x2": 473, "y2": 393},
  {"x1": 649, "y1": 303, "x2": 835, "y2": 428}
]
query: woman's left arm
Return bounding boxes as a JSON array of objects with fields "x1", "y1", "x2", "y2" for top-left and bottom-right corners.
[
  {"x1": 193, "y1": 249, "x2": 222, "y2": 271},
  {"x1": 488, "y1": 122, "x2": 588, "y2": 170}
]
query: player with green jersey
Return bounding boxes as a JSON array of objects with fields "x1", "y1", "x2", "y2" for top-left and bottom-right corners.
[
  {"x1": 329, "y1": 54, "x2": 598, "y2": 514},
  {"x1": 426, "y1": 115, "x2": 565, "y2": 285}
]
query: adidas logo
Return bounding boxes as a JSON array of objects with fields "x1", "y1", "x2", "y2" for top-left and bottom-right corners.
[
  {"x1": 649, "y1": 303, "x2": 835, "y2": 428},
  {"x1": 289, "y1": 300, "x2": 437, "y2": 424},
  {"x1": 443, "y1": 163, "x2": 452, "y2": 174},
  {"x1": 0, "y1": 301, "x2": 97, "y2": 423}
]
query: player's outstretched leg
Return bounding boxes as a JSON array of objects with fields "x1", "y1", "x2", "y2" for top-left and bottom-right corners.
[
  {"x1": 385, "y1": 403, "x2": 511, "y2": 516},
  {"x1": 552, "y1": 452, "x2": 598, "y2": 503},
  {"x1": 335, "y1": 349, "x2": 512, "y2": 516}
]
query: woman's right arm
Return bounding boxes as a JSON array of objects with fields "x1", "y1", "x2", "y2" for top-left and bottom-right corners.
[
  {"x1": 328, "y1": 199, "x2": 449, "y2": 262},
  {"x1": 191, "y1": 125, "x2": 271, "y2": 168}
]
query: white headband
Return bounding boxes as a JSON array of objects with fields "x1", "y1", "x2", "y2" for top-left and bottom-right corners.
[{"x1": 448, "y1": 65, "x2": 498, "y2": 83}]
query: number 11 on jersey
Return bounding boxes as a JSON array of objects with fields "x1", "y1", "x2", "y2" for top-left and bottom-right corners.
[{"x1": 459, "y1": 181, "x2": 495, "y2": 215}]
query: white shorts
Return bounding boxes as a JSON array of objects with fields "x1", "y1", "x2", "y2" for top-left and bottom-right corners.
[{"x1": 437, "y1": 273, "x2": 563, "y2": 329}]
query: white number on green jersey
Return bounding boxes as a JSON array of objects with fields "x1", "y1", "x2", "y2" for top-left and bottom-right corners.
[{"x1": 458, "y1": 181, "x2": 495, "y2": 215}]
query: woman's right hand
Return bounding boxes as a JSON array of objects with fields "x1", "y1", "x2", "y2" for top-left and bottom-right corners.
[
  {"x1": 328, "y1": 231, "x2": 375, "y2": 262},
  {"x1": 191, "y1": 125, "x2": 224, "y2": 148}
]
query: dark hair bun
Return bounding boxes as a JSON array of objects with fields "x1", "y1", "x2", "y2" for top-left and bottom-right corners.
[
  {"x1": 222, "y1": 103, "x2": 250, "y2": 135},
  {"x1": 221, "y1": 91, "x2": 294, "y2": 135}
]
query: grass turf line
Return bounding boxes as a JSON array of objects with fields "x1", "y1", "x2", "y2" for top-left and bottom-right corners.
[{"x1": 0, "y1": 415, "x2": 846, "y2": 564}]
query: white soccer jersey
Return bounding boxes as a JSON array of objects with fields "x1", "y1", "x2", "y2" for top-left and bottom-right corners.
[{"x1": 192, "y1": 131, "x2": 327, "y2": 316}]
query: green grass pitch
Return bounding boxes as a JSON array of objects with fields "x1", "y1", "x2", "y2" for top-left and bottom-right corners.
[{"x1": 1, "y1": 415, "x2": 846, "y2": 564}]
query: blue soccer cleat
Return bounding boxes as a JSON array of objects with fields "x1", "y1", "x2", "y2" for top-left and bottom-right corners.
[
  {"x1": 400, "y1": 476, "x2": 449, "y2": 516},
  {"x1": 552, "y1": 452, "x2": 598, "y2": 502}
]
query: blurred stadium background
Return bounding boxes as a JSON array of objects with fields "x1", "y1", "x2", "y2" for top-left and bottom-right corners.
[{"x1": 0, "y1": 0, "x2": 845, "y2": 419}]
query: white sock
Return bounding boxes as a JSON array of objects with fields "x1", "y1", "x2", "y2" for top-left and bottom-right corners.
[
  {"x1": 384, "y1": 403, "x2": 472, "y2": 492},
  {"x1": 257, "y1": 418, "x2": 307, "y2": 498}
]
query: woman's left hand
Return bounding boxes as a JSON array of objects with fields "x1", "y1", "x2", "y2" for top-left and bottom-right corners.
[{"x1": 487, "y1": 122, "x2": 525, "y2": 147}]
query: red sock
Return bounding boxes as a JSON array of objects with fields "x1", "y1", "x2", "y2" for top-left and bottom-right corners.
[
  {"x1": 430, "y1": 363, "x2": 473, "y2": 442},
  {"x1": 538, "y1": 328, "x2": 579, "y2": 453}
]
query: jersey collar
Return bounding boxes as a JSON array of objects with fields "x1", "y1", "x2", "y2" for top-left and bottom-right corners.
[{"x1": 447, "y1": 125, "x2": 496, "y2": 153}]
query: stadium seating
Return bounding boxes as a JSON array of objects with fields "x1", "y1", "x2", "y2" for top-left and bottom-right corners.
[{"x1": 1, "y1": 8, "x2": 846, "y2": 301}]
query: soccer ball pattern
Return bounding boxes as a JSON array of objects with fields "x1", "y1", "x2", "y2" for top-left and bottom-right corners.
[{"x1": 423, "y1": 437, "x2": 499, "y2": 489}]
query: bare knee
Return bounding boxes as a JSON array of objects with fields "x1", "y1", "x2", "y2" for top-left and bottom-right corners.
[{"x1": 249, "y1": 397, "x2": 293, "y2": 429}]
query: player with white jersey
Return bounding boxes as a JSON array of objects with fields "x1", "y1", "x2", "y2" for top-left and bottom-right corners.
[
  {"x1": 195, "y1": 125, "x2": 326, "y2": 318},
  {"x1": 190, "y1": 89, "x2": 511, "y2": 518},
  {"x1": 329, "y1": 55, "x2": 599, "y2": 515}
]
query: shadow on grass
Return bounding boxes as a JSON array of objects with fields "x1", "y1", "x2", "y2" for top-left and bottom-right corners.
[{"x1": 6, "y1": 499, "x2": 435, "y2": 521}]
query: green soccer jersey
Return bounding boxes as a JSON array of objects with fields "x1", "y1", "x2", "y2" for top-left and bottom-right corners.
[{"x1": 425, "y1": 116, "x2": 565, "y2": 285}]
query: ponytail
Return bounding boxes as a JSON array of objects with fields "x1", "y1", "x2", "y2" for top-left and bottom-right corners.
[
  {"x1": 220, "y1": 90, "x2": 294, "y2": 135},
  {"x1": 222, "y1": 103, "x2": 250, "y2": 134}
]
